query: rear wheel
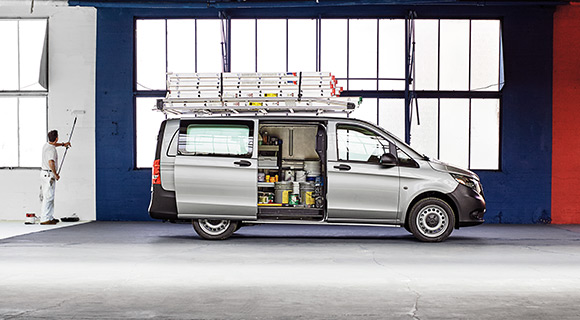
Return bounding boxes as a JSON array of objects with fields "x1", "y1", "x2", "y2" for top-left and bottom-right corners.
[
  {"x1": 192, "y1": 219, "x2": 238, "y2": 240},
  {"x1": 408, "y1": 198, "x2": 455, "y2": 242},
  {"x1": 234, "y1": 224, "x2": 243, "y2": 232}
]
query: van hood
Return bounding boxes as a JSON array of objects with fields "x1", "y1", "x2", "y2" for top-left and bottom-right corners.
[{"x1": 427, "y1": 159, "x2": 479, "y2": 180}]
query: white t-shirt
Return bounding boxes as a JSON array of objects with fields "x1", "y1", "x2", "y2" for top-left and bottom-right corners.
[{"x1": 41, "y1": 143, "x2": 58, "y2": 171}]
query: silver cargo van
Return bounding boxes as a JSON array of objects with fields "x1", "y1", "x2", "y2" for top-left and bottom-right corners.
[{"x1": 149, "y1": 116, "x2": 485, "y2": 242}]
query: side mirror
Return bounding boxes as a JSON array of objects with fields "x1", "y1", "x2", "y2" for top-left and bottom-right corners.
[{"x1": 380, "y1": 153, "x2": 397, "y2": 167}]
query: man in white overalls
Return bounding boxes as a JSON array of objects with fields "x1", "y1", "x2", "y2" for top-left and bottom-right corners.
[{"x1": 40, "y1": 130, "x2": 71, "y2": 225}]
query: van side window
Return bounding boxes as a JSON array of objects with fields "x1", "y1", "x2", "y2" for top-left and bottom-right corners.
[
  {"x1": 397, "y1": 148, "x2": 419, "y2": 168},
  {"x1": 337, "y1": 125, "x2": 391, "y2": 164},
  {"x1": 178, "y1": 122, "x2": 253, "y2": 157}
]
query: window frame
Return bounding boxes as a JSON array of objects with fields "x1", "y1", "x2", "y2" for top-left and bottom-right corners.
[
  {"x1": 133, "y1": 17, "x2": 503, "y2": 171},
  {"x1": 177, "y1": 119, "x2": 254, "y2": 158},
  {"x1": 336, "y1": 123, "x2": 396, "y2": 165},
  {"x1": 0, "y1": 18, "x2": 49, "y2": 170}
]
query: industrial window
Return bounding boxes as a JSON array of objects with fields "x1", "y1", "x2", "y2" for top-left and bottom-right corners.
[
  {"x1": 0, "y1": 19, "x2": 48, "y2": 168},
  {"x1": 135, "y1": 18, "x2": 502, "y2": 170},
  {"x1": 136, "y1": 19, "x2": 223, "y2": 90},
  {"x1": 379, "y1": 98, "x2": 500, "y2": 170},
  {"x1": 136, "y1": 97, "x2": 166, "y2": 168}
]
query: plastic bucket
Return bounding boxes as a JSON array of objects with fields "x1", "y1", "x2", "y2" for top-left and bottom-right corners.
[
  {"x1": 295, "y1": 170, "x2": 307, "y2": 182},
  {"x1": 275, "y1": 182, "x2": 293, "y2": 204},
  {"x1": 304, "y1": 161, "x2": 321, "y2": 177}
]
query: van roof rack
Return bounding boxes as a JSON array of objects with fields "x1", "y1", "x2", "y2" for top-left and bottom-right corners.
[{"x1": 157, "y1": 72, "x2": 362, "y2": 116}]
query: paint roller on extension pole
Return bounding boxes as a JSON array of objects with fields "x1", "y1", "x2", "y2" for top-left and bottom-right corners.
[
  {"x1": 57, "y1": 115, "x2": 81, "y2": 223},
  {"x1": 57, "y1": 116, "x2": 77, "y2": 176}
]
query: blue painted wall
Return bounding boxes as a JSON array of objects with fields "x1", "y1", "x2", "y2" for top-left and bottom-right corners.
[{"x1": 94, "y1": 5, "x2": 552, "y2": 222}]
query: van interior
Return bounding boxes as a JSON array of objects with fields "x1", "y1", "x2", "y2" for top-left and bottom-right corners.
[{"x1": 257, "y1": 122, "x2": 326, "y2": 221}]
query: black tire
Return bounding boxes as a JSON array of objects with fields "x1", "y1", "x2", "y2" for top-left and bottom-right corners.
[
  {"x1": 192, "y1": 219, "x2": 238, "y2": 240},
  {"x1": 234, "y1": 224, "x2": 243, "y2": 232},
  {"x1": 408, "y1": 198, "x2": 455, "y2": 242}
]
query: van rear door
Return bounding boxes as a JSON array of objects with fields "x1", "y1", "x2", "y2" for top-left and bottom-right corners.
[{"x1": 174, "y1": 119, "x2": 258, "y2": 220}]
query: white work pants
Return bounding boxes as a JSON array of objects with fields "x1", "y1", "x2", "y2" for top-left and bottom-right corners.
[{"x1": 40, "y1": 171, "x2": 56, "y2": 222}]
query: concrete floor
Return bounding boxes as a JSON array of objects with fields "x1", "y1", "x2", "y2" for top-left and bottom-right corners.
[
  {"x1": 1, "y1": 222, "x2": 580, "y2": 320},
  {"x1": 0, "y1": 221, "x2": 90, "y2": 240}
]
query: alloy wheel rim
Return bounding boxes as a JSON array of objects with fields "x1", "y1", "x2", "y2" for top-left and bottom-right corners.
[{"x1": 416, "y1": 205, "x2": 448, "y2": 238}]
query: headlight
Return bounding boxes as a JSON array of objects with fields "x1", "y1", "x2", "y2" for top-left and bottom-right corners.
[{"x1": 451, "y1": 173, "x2": 482, "y2": 195}]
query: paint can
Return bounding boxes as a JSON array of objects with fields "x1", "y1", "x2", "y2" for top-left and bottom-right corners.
[
  {"x1": 24, "y1": 213, "x2": 38, "y2": 225},
  {"x1": 275, "y1": 181, "x2": 293, "y2": 204},
  {"x1": 258, "y1": 172, "x2": 266, "y2": 182},
  {"x1": 300, "y1": 182, "x2": 315, "y2": 207}
]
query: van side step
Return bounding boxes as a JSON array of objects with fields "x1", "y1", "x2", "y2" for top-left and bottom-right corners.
[{"x1": 258, "y1": 207, "x2": 324, "y2": 221}]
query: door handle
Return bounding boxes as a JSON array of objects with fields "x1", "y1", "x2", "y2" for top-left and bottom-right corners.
[
  {"x1": 333, "y1": 164, "x2": 351, "y2": 171},
  {"x1": 234, "y1": 160, "x2": 252, "y2": 167}
]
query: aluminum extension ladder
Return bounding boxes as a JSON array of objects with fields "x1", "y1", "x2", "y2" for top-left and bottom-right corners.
[{"x1": 158, "y1": 72, "x2": 361, "y2": 116}]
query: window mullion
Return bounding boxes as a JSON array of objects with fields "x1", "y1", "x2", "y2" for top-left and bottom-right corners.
[
  {"x1": 195, "y1": 19, "x2": 198, "y2": 73},
  {"x1": 346, "y1": 19, "x2": 349, "y2": 91},
  {"x1": 468, "y1": 98, "x2": 472, "y2": 169},
  {"x1": 17, "y1": 97, "x2": 21, "y2": 167},
  {"x1": 437, "y1": 19, "x2": 441, "y2": 159},
  {"x1": 376, "y1": 19, "x2": 380, "y2": 125},
  {"x1": 17, "y1": 20, "x2": 21, "y2": 91},
  {"x1": 285, "y1": 19, "x2": 289, "y2": 73}
]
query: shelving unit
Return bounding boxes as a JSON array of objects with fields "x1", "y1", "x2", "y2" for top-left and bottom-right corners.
[
  {"x1": 258, "y1": 145, "x2": 280, "y2": 152},
  {"x1": 257, "y1": 182, "x2": 275, "y2": 188}
]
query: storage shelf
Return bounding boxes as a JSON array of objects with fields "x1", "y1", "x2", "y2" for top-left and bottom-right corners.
[
  {"x1": 258, "y1": 145, "x2": 280, "y2": 151},
  {"x1": 257, "y1": 182, "x2": 275, "y2": 187},
  {"x1": 258, "y1": 166, "x2": 279, "y2": 170}
]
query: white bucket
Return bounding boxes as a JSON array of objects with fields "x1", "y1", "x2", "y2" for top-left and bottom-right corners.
[
  {"x1": 295, "y1": 170, "x2": 307, "y2": 182},
  {"x1": 304, "y1": 160, "x2": 321, "y2": 177}
]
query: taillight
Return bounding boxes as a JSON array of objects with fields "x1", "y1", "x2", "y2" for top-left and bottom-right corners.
[{"x1": 152, "y1": 159, "x2": 161, "y2": 185}]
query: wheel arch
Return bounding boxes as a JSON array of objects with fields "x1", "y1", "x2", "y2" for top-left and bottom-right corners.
[{"x1": 403, "y1": 191, "x2": 459, "y2": 230}]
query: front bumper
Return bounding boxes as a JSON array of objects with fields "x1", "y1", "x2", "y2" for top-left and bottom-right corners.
[{"x1": 447, "y1": 184, "x2": 486, "y2": 228}]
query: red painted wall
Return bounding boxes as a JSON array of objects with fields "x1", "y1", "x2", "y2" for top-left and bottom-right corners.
[{"x1": 552, "y1": 4, "x2": 580, "y2": 224}]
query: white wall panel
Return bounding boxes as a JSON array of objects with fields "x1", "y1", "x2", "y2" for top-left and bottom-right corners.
[{"x1": 0, "y1": 3, "x2": 96, "y2": 221}]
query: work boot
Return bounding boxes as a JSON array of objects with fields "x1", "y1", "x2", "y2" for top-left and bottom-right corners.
[{"x1": 40, "y1": 220, "x2": 58, "y2": 225}]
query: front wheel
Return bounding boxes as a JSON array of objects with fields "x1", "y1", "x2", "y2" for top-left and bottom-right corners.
[
  {"x1": 408, "y1": 198, "x2": 455, "y2": 242},
  {"x1": 192, "y1": 219, "x2": 238, "y2": 240}
]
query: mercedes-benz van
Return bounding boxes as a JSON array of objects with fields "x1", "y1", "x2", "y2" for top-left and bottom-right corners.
[{"x1": 149, "y1": 116, "x2": 485, "y2": 242}]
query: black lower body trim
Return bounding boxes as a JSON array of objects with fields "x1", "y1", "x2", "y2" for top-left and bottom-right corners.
[
  {"x1": 149, "y1": 184, "x2": 178, "y2": 221},
  {"x1": 258, "y1": 207, "x2": 323, "y2": 220}
]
